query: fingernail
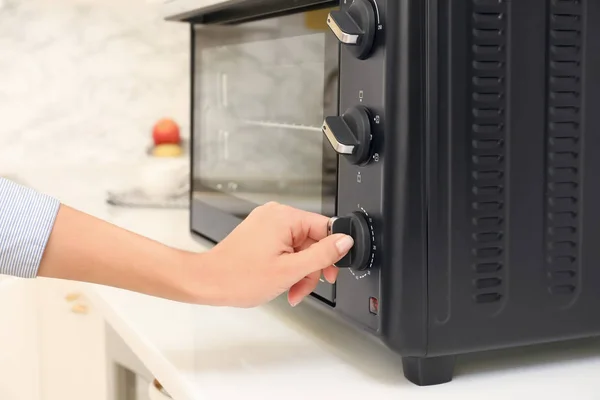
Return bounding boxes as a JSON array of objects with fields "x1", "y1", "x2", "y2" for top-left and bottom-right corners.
[
  {"x1": 290, "y1": 300, "x2": 300, "y2": 307},
  {"x1": 336, "y1": 235, "x2": 354, "y2": 254}
]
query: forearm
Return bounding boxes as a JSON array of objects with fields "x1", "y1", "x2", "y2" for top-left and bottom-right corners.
[
  {"x1": 37, "y1": 204, "x2": 199, "y2": 303},
  {"x1": 0, "y1": 177, "x2": 208, "y2": 303}
]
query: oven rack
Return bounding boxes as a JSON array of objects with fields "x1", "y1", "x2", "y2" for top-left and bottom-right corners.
[{"x1": 238, "y1": 118, "x2": 322, "y2": 132}]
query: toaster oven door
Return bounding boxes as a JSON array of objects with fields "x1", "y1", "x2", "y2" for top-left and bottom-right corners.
[{"x1": 190, "y1": 8, "x2": 340, "y2": 302}]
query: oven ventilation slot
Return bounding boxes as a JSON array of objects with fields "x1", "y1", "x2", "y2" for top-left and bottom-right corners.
[
  {"x1": 469, "y1": 0, "x2": 507, "y2": 307},
  {"x1": 545, "y1": 0, "x2": 582, "y2": 304}
]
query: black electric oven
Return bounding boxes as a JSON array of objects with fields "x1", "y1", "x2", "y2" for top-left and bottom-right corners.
[{"x1": 168, "y1": 0, "x2": 600, "y2": 387}]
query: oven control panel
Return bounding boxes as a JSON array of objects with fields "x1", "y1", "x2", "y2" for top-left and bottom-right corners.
[{"x1": 320, "y1": 0, "x2": 385, "y2": 333}]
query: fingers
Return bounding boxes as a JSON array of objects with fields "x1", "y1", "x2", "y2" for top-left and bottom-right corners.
[
  {"x1": 287, "y1": 270, "x2": 321, "y2": 306},
  {"x1": 285, "y1": 233, "x2": 353, "y2": 279},
  {"x1": 294, "y1": 237, "x2": 316, "y2": 253},
  {"x1": 294, "y1": 239, "x2": 339, "y2": 283},
  {"x1": 261, "y1": 202, "x2": 341, "y2": 248},
  {"x1": 298, "y1": 211, "x2": 331, "y2": 242},
  {"x1": 322, "y1": 265, "x2": 339, "y2": 284},
  {"x1": 275, "y1": 203, "x2": 331, "y2": 244}
]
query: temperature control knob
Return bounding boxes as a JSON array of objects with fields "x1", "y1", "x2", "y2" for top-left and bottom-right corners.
[
  {"x1": 322, "y1": 106, "x2": 373, "y2": 165},
  {"x1": 328, "y1": 211, "x2": 373, "y2": 271},
  {"x1": 326, "y1": 0, "x2": 377, "y2": 59}
]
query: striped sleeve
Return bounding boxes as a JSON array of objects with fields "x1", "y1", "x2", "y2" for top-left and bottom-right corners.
[{"x1": 0, "y1": 177, "x2": 60, "y2": 278}]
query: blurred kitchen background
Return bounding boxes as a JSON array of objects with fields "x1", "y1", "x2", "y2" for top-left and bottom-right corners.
[
  {"x1": 0, "y1": 0, "x2": 192, "y2": 399},
  {"x1": 0, "y1": 0, "x2": 189, "y2": 170}
]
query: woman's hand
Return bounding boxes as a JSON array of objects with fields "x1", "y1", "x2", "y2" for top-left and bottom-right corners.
[
  {"x1": 190, "y1": 202, "x2": 354, "y2": 308},
  {"x1": 36, "y1": 201, "x2": 352, "y2": 309}
]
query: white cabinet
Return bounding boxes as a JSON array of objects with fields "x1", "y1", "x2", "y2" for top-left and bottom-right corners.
[
  {"x1": 36, "y1": 279, "x2": 107, "y2": 400},
  {"x1": 0, "y1": 278, "x2": 113, "y2": 400},
  {"x1": 0, "y1": 278, "x2": 157, "y2": 400},
  {"x1": 0, "y1": 279, "x2": 40, "y2": 400},
  {"x1": 105, "y1": 323, "x2": 154, "y2": 400}
]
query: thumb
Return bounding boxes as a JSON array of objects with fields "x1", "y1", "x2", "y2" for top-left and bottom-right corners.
[{"x1": 288, "y1": 234, "x2": 354, "y2": 275}]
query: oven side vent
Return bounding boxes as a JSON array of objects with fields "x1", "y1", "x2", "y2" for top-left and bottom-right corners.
[
  {"x1": 544, "y1": 0, "x2": 582, "y2": 304},
  {"x1": 469, "y1": 0, "x2": 508, "y2": 306}
]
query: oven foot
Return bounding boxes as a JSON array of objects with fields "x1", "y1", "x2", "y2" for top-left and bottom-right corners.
[{"x1": 402, "y1": 355, "x2": 456, "y2": 386}]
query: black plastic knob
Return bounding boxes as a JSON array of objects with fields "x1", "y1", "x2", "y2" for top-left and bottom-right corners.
[
  {"x1": 322, "y1": 106, "x2": 372, "y2": 165},
  {"x1": 328, "y1": 211, "x2": 372, "y2": 271},
  {"x1": 326, "y1": 0, "x2": 377, "y2": 59}
]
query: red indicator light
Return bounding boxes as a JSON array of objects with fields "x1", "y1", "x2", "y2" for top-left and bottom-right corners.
[{"x1": 369, "y1": 297, "x2": 379, "y2": 315}]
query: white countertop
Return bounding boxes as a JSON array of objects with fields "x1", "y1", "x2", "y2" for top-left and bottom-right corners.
[{"x1": 9, "y1": 166, "x2": 600, "y2": 400}]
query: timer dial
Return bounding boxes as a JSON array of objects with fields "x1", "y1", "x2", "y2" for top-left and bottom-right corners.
[
  {"x1": 326, "y1": 0, "x2": 377, "y2": 59},
  {"x1": 322, "y1": 105, "x2": 373, "y2": 165},
  {"x1": 328, "y1": 211, "x2": 373, "y2": 271}
]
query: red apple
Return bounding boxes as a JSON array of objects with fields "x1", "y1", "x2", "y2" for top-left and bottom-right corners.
[{"x1": 152, "y1": 118, "x2": 181, "y2": 145}]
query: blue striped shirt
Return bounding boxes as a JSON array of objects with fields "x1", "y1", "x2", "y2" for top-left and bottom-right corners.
[{"x1": 0, "y1": 178, "x2": 60, "y2": 278}]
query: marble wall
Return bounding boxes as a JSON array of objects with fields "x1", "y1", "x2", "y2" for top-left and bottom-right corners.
[{"x1": 0, "y1": 0, "x2": 190, "y2": 171}]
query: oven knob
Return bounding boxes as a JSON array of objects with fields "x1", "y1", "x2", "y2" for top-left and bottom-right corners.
[
  {"x1": 328, "y1": 211, "x2": 372, "y2": 271},
  {"x1": 326, "y1": 0, "x2": 377, "y2": 60},
  {"x1": 322, "y1": 106, "x2": 372, "y2": 165}
]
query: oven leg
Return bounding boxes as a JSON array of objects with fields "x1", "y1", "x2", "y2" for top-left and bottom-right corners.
[{"x1": 402, "y1": 355, "x2": 456, "y2": 386}]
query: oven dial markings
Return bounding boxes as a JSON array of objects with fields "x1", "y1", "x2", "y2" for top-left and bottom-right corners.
[{"x1": 348, "y1": 205, "x2": 376, "y2": 280}]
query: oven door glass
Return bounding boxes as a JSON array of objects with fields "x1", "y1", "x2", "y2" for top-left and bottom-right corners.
[{"x1": 191, "y1": 8, "x2": 339, "y2": 245}]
